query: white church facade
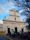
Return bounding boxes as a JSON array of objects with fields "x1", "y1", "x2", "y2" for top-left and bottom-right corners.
[{"x1": 3, "y1": 9, "x2": 28, "y2": 34}]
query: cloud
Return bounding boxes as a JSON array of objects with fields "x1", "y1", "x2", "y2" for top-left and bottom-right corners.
[
  {"x1": 4, "y1": 1, "x2": 15, "y2": 7},
  {"x1": 20, "y1": 15, "x2": 27, "y2": 22},
  {"x1": 19, "y1": 9, "x2": 25, "y2": 13},
  {"x1": 0, "y1": 4, "x2": 9, "y2": 14},
  {"x1": 0, "y1": 20, "x2": 3, "y2": 24},
  {"x1": 0, "y1": 0, "x2": 22, "y2": 14},
  {"x1": 0, "y1": 8, "x2": 4, "y2": 13},
  {"x1": 0, "y1": 1, "x2": 16, "y2": 14}
]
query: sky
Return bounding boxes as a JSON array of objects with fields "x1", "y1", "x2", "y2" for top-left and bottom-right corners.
[{"x1": 0, "y1": 0, "x2": 30, "y2": 22}]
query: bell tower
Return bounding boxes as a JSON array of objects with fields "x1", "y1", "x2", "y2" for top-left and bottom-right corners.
[{"x1": 6, "y1": 9, "x2": 20, "y2": 21}]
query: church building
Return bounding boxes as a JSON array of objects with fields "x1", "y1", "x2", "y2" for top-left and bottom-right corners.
[{"x1": 3, "y1": 9, "x2": 28, "y2": 34}]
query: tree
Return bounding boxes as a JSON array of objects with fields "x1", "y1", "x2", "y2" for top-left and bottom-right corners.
[
  {"x1": 26, "y1": 17, "x2": 30, "y2": 30},
  {"x1": 25, "y1": 0, "x2": 30, "y2": 30},
  {"x1": 25, "y1": 0, "x2": 30, "y2": 2}
]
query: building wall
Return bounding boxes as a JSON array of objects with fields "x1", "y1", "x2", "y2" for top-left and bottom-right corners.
[
  {"x1": 0, "y1": 24, "x2": 3, "y2": 31},
  {"x1": 3, "y1": 9, "x2": 28, "y2": 34},
  {"x1": 3, "y1": 20, "x2": 27, "y2": 34},
  {"x1": 7, "y1": 16, "x2": 20, "y2": 21}
]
